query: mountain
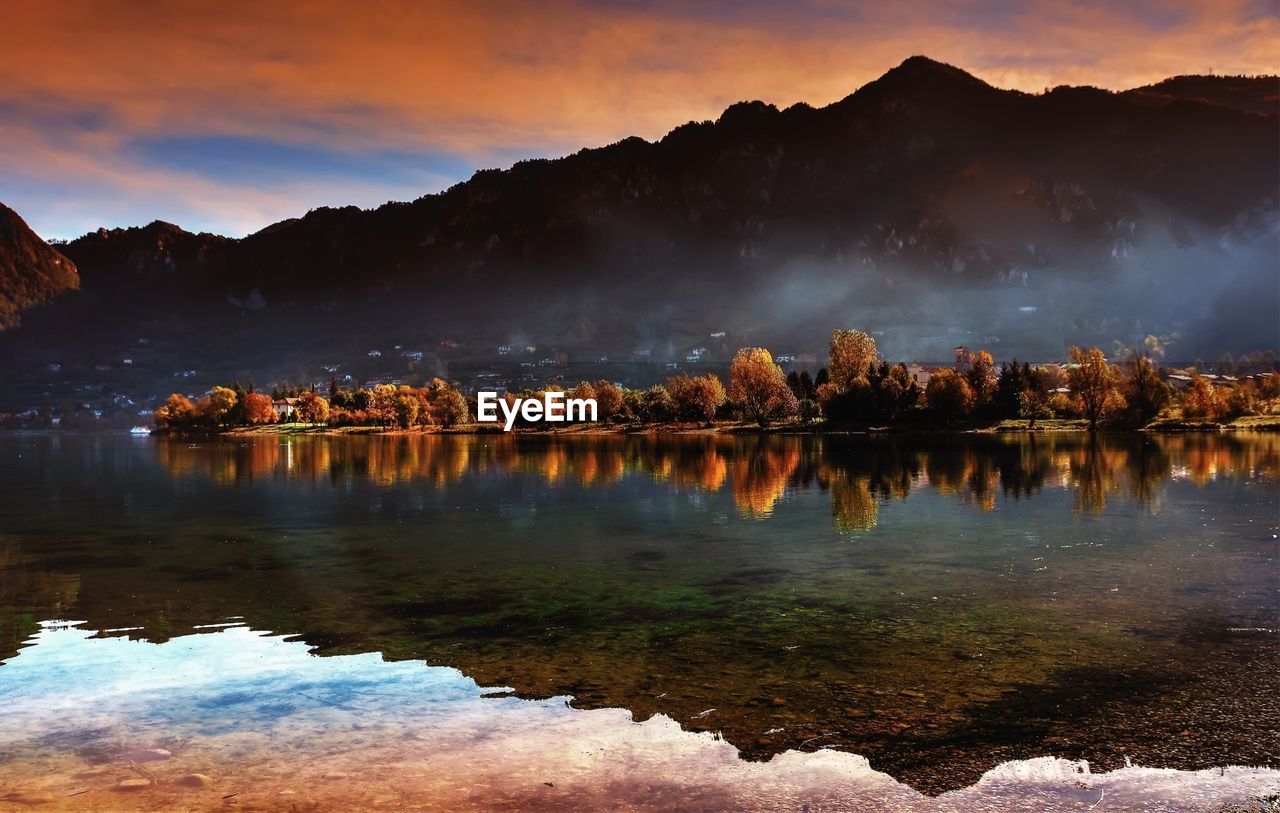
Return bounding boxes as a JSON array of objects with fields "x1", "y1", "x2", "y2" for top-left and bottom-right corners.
[
  {"x1": 1123, "y1": 74, "x2": 1279, "y2": 115},
  {"x1": 0, "y1": 56, "x2": 1276, "y2": 415},
  {"x1": 0, "y1": 204, "x2": 78, "y2": 330}
]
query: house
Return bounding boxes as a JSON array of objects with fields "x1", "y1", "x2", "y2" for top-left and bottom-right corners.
[
  {"x1": 272, "y1": 397, "x2": 298, "y2": 417},
  {"x1": 906, "y1": 364, "x2": 935, "y2": 386}
]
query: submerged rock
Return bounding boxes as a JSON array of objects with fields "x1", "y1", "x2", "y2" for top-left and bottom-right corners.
[{"x1": 176, "y1": 773, "x2": 214, "y2": 788}]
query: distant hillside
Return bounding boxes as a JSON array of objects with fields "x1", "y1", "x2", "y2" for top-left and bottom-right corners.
[
  {"x1": 0, "y1": 57, "x2": 1276, "y2": 413},
  {"x1": 1124, "y1": 74, "x2": 1279, "y2": 115},
  {"x1": 0, "y1": 203, "x2": 78, "y2": 330}
]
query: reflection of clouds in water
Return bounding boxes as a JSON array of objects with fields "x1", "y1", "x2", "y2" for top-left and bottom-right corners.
[{"x1": 0, "y1": 622, "x2": 1274, "y2": 812}]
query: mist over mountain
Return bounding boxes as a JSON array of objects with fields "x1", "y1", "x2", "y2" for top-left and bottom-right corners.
[{"x1": 0, "y1": 56, "x2": 1275, "y2": 411}]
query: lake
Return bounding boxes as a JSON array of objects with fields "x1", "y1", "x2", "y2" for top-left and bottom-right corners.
[{"x1": 0, "y1": 432, "x2": 1276, "y2": 811}]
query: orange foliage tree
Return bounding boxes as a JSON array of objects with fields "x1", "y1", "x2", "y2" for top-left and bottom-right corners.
[{"x1": 728, "y1": 348, "x2": 798, "y2": 427}]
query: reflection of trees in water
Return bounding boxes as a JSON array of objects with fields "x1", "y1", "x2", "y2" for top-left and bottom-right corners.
[
  {"x1": 154, "y1": 432, "x2": 1274, "y2": 528},
  {"x1": 820, "y1": 466, "x2": 879, "y2": 534},
  {"x1": 730, "y1": 439, "x2": 801, "y2": 519}
]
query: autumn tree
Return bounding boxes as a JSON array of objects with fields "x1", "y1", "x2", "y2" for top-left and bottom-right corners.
[
  {"x1": 370, "y1": 384, "x2": 397, "y2": 426},
  {"x1": 202, "y1": 386, "x2": 239, "y2": 426},
  {"x1": 924, "y1": 368, "x2": 975, "y2": 423},
  {"x1": 955, "y1": 348, "x2": 997, "y2": 412},
  {"x1": 593, "y1": 380, "x2": 624, "y2": 422},
  {"x1": 243, "y1": 392, "x2": 276, "y2": 425},
  {"x1": 153, "y1": 393, "x2": 197, "y2": 429},
  {"x1": 1066, "y1": 346, "x2": 1119, "y2": 430},
  {"x1": 635, "y1": 385, "x2": 676, "y2": 423},
  {"x1": 1123, "y1": 352, "x2": 1170, "y2": 424},
  {"x1": 828, "y1": 330, "x2": 879, "y2": 392},
  {"x1": 296, "y1": 391, "x2": 330, "y2": 424},
  {"x1": 569, "y1": 381, "x2": 597, "y2": 422},
  {"x1": 667, "y1": 373, "x2": 726, "y2": 425},
  {"x1": 1180, "y1": 376, "x2": 1220, "y2": 420},
  {"x1": 729, "y1": 347, "x2": 798, "y2": 426},
  {"x1": 427, "y1": 379, "x2": 469, "y2": 428},
  {"x1": 392, "y1": 391, "x2": 419, "y2": 429}
]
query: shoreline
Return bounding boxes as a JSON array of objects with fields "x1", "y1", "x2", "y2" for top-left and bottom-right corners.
[{"x1": 148, "y1": 415, "x2": 1280, "y2": 438}]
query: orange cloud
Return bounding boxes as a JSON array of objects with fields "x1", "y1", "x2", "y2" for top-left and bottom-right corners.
[{"x1": 1, "y1": 0, "x2": 1275, "y2": 237}]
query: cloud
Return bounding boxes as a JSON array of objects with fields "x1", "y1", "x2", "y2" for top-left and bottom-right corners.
[{"x1": 0, "y1": 0, "x2": 1275, "y2": 238}]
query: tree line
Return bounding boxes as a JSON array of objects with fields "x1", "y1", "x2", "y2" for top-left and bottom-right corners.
[
  {"x1": 153, "y1": 379, "x2": 470, "y2": 430},
  {"x1": 154, "y1": 331, "x2": 1280, "y2": 431}
]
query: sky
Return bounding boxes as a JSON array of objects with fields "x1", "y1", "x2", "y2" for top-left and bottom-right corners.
[{"x1": 2, "y1": 0, "x2": 1276, "y2": 240}]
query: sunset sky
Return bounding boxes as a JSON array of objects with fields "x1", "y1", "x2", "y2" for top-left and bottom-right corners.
[{"x1": 2, "y1": 0, "x2": 1275, "y2": 240}]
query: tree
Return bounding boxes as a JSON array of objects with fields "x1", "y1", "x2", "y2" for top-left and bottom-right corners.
[
  {"x1": 877, "y1": 362, "x2": 920, "y2": 420},
  {"x1": 1181, "y1": 376, "x2": 1220, "y2": 420},
  {"x1": 243, "y1": 392, "x2": 276, "y2": 425},
  {"x1": 228, "y1": 383, "x2": 249, "y2": 425},
  {"x1": 640, "y1": 385, "x2": 677, "y2": 423},
  {"x1": 153, "y1": 393, "x2": 197, "y2": 429},
  {"x1": 1067, "y1": 346, "x2": 1118, "y2": 430},
  {"x1": 428, "y1": 379, "x2": 469, "y2": 428},
  {"x1": 1019, "y1": 389, "x2": 1051, "y2": 429},
  {"x1": 956, "y1": 348, "x2": 997, "y2": 412},
  {"x1": 593, "y1": 380, "x2": 624, "y2": 422},
  {"x1": 667, "y1": 374, "x2": 726, "y2": 425},
  {"x1": 203, "y1": 386, "x2": 238, "y2": 426},
  {"x1": 392, "y1": 392, "x2": 419, "y2": 428},
  {"x1": 797, "y1": 370, "x2": 816, "y2": 400},
  {"x1": 296, "y1": 391, "x2": 330, "y2": 424},
  {"x1": 729, "y1": 347, "x2": 798, "y2": 426},
  {"x1": 570, "y1": 381, "x2": 597, "y2": 422},
  {"x1": 1123, "y1": 352, "x2": 1170, "y2": 424},
  {"x1": 924, "y1": 369, "x2": 974, "y2": 422},
  {"x1": 995, "y1": 361, "x2": 1031, "y2": 418},
  {"x1": 828, "y1": 330, "x2": 878, "y2": 392},
  {"x1": 370, "y1": 384, "x2": 397, "y2": 426}
]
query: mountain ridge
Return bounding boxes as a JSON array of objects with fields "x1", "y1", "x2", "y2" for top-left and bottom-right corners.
[{"x1": 0, "y1": 56, "x2": 1275, "y2": 413}]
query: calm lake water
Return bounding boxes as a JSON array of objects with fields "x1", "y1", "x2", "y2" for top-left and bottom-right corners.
[{"x1": 0, "y1": 432, "x2": 1276, "y2": 811}]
